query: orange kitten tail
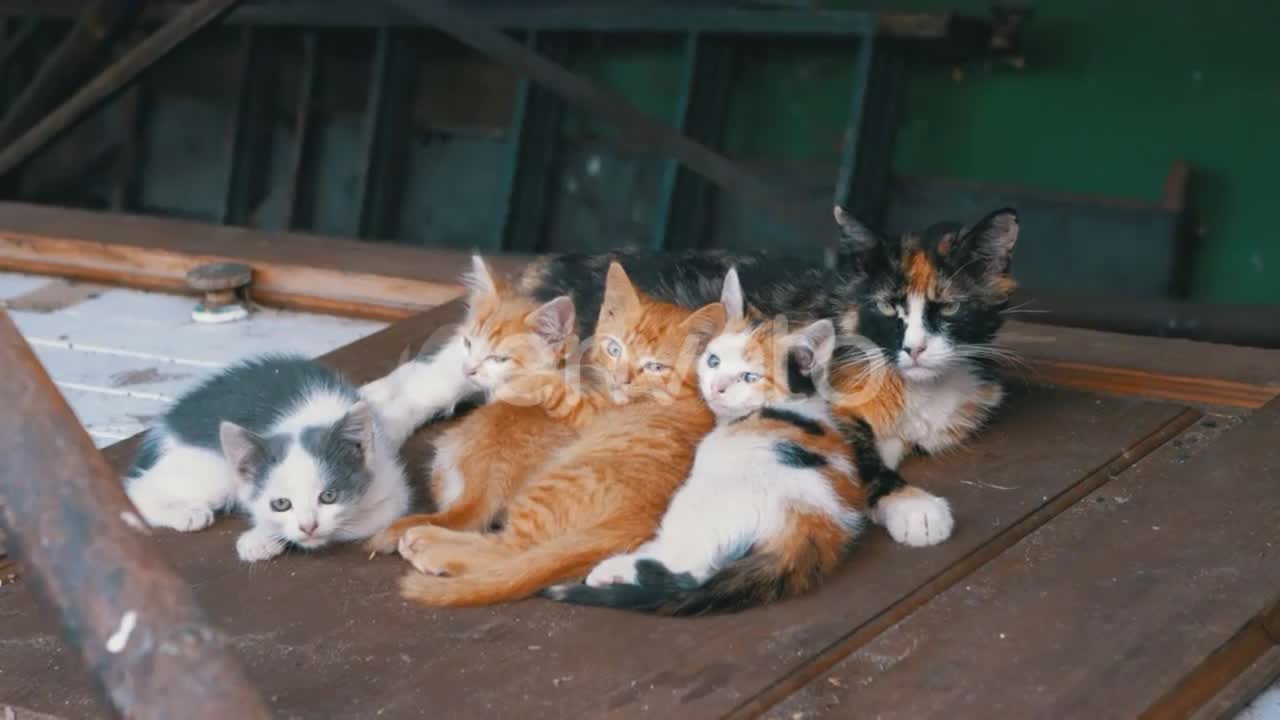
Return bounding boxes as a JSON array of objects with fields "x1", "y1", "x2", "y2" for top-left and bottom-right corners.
[
  {"x1": 549, "y1": 512, "x2": 858, "y2": 616},
  {"x1": 399, "y1": 526, "x2": 641, "y2": 607}
]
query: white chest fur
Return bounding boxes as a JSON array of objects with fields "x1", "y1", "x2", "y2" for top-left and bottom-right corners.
[{"x1": 879, "y1": 364, "x2": 1004, "y2": 468}]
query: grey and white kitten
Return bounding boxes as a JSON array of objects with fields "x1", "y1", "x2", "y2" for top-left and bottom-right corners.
[{"x1": 124, "y1": 355, "x2": 410, "y2": 562}]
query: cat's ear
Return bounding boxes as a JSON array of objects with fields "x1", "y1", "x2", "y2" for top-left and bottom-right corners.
[
  {"x1": 789, "y1": 319, "x2": 836, "y2": 376},
  {"x1": 957, "y1": 208, "x2": 1018, "y2": 273},
  {"x1": 334, "y1": 401, "x2": 378, "y2": 467},
  {"x1": 600, "y1": 261, "x2": 642, "y2": 323},
  {"x1": 219, "y1": 421, "x2": 269, "y2": 485},
  {"x1": 720, "y1": 267, "x2": 745, "y2": 323},
  {"x1": 833, "y1": 205, "x2": 879, "y2": 256},
  {"x1": 681, "y1": 302, "x2": 728, "y2": 348},
  {"x1": 527, "y1": 295, "x2": 576, "y2": 348},
  {"x1": 462, "y1": 255, "x2": 499, "y2": 299}
]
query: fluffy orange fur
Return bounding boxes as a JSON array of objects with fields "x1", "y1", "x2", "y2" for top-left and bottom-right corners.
[{"x1": 396, "y1": 263, "x2": 726, "y2": 606}]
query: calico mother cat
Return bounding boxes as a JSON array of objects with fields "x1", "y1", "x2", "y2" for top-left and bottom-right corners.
[
  {"x1": 124, "y1": 355, "x2": 409, "y2": 562},
  {"x1": 548, "y1": 269, "x2": 868, "y2": 614},
  {"x1": 362, "y1": 206, "x2": 1019, "y2": 547},
  {"x1": 394, "y1": 262, "x2": 726, "y2": 606}
]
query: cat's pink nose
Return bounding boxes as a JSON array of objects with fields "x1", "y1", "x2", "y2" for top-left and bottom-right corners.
[
  {"x1": 299, "y1": 521, "x2": 318, "y2": 536},
  {"x1": 906, "y1": 345, "x2": 925, "y2": 363},
  {"x1": 713, "y1": 377, "x2": 732, "y2": 394},
  {"x1": 463, "y1": 364, "x2": 478, "y2": 376}
]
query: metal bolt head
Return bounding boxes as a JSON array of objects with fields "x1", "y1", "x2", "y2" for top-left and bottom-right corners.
[{"x1": 185, "y1": 262, "x2": 252, "y2": 293}]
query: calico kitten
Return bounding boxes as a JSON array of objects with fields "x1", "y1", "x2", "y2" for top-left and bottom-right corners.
[
  {"x1": 124, "y1": 355, "x2": 409, "y2": 562},
  {"x1": 365, "y1": 257, "x2": 581, "y2": 553},
  {"x1": 547, "y1": 269, "x2": 867, "y2": 614},
  {"x1": 394, "y1": 262, "x2": 726, "y2": 607}
]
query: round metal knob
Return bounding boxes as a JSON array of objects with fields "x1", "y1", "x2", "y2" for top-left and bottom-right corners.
[{"x1": 186, "y1": 262, "x2": 253, "y2": 324}]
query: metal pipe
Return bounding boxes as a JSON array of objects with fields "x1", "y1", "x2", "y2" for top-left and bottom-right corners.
[
  {"x1": 0, "y1": 309, "x2": 271, "y2": 719},
  {"x1": 0, "y1": 0, "x2": 242, "y2": 182}
]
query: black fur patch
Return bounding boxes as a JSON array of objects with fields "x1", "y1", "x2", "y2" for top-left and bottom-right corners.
[
  {"x1": 773, "y1": 440, "x2": 827, "y2": 468},
  {"x1": 761, "y1": 407, "x2": 825, "y2": 436},
  {"x1": 300, "y1": 420, "x2": 373, "y2": 501},
  {"x1": 836, "y1": 418, "x2": 904, "y2": 507}
]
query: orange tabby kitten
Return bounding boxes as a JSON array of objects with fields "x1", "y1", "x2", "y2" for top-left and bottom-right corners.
[
  {"x1": 365, "y1": 256, "x2": 579, "y2": 552},
  {"x1": 395, "y1": 262, "x2": 726, "y2": 607}
]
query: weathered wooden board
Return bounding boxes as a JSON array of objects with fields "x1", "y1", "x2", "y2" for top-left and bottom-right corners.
[
  {"x1": 765, "y1": 401, "x2": 1280, "y2": 720},
  {"x1": 0, "y1": 377, "x2": 1192, "y2": 718},
  {"x1": 4, "y1": 274, "x2": 384, "y2": 446}
]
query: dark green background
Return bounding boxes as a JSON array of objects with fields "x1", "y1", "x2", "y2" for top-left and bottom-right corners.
[{"x1": 569, "y1": 0, "x2": 1280, "y2": 303}]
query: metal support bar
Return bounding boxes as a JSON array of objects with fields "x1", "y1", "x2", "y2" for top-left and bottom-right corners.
[
  {"x1": 650, "y1": 31, "x2": 699, "y2": 250},
  {"x1": 282, "y1": 29, "x2": 318, "y2": 230},
  {"x1": 0, "y1": 0, "x2": 243, "y2": 183},
  {"x1": 488, "y1": 29, "x2": 536, "y2": 251},
  {"x1": 0, "y1": 1, "x2": 146, "y2": 152},
  {"x1": 110, "y1": 79, "x2": 147, "y2": 212},
  {"x1": 222, "y1": 26, "x2": 276, "y2": 226},
  {"x1": 387, "y1": 0, "x2": 834, "y2": 254},
  {"x1": 832, "y1": 33, "x2": 876, "y2": 226},
  {"x1": 501, "y1": 31, "x2": 568, "y2": 253},
  {"x1": 356, "y1": 26, "x2": 415, "y2": 240},
  {"x1": 0, "y1": 310, "x2": 271, "y2": 719},
  {"x1": 664, "y1": 37, "x2": 736, "y2": 252},
  {"x1": 842, "y1": 41, "x2": 906, "y2": 232}
]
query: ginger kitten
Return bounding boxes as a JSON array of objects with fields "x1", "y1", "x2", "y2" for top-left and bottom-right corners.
[
  {"x1": 365, "y1": 256, "x2": 579, "y2": 552},
  {"x1": 548, "y1": 269, "x2": 867, "y2": 614},
  {"x1": 395, "y1": 262, "x2": 726, "y2": 607}
]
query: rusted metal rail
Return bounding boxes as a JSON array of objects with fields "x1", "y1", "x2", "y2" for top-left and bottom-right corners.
[
  {"x1": 0, "y1": 309, "x2": 270, "y2": 719},
  {"x1": 0, "y1": 0, "x2": 242, "y2": 182}
]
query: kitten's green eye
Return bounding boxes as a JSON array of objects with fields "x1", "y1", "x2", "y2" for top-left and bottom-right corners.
[
  {"x1": 605, "y1": 338, "x2": 623, "y2": 358},
  {"x1": 490, "y1": 355, "x2": 510, "y2": 363},
  {"x1": 706, "y1": 354, "x2": 720, "y2": 368},
  {"x1": 643, "y1": 361, "x2": 668, "y2": 373},
  {"x1": 270, "y1": 498, "x2": 292, "y2": 512},
  {"x1": 940, "y1": 302, "x2": 962, "y2": 317},
  {"x1": 318, "y1": 490, "x2": 338, "y2": 504},
  {"x1": 742, "y1": 372, "x2": 761, "y2": 384},
  {"x1": 875, "y1": 299, "x2": 896, "y2": 317}
]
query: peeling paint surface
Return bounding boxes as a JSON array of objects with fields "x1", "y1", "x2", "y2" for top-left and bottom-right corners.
[{"x1": 0, "y1": 273, "x2": 385, "y2": 446}]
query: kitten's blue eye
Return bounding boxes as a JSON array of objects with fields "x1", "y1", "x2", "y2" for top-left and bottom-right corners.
[
  {"x1": 605, "y1": 338, "x2": 623, "y2": 358},
  {"x1": 742, "y1": 372, "x2": 761, "y2": 384},
  {"x1": 643, "y1": 361, "x2": 668, "y2": 373},
  {"x1": 707, "y1": 354, "x2": 720, "y2": 368},
  {"x1": 318, "y1": 490, "x2": 338, "y2": 504},
  {"x1": 940, "y1": 302, "x2": 961, "y2": 317},
  {"x1": 490, "y1": 355, "x2": 510, "y2": 363},
  {"x1": 270, "y1": 498, "x2": 291, "y2": 512}
]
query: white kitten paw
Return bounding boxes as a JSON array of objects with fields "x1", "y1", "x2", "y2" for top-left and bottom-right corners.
[
  {"x1": 136, "y1": 502, "x2": 215, "y2": 533},
  {"x1": 236, "y1": 529, "x2": 286, "y2": 563},
  {"x1": 873, "y1": 487, "x2": 954, "y2": 547},
  {"x1": 585, "y1": 555, "x2": 641, "y2": 587}
]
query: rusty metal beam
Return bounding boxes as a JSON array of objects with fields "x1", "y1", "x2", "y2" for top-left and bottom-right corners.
[
  {"x1": 0, "y1": 0, "x2": 242, "y2": 183},
  {"x1": 0, "y1": 1, "x2": 146, "y2": 152},
  {"x1": 0, "y1": 309, "x2": 271, "y2": 719},
  {"x1": 385, "y1": 0, "x2": 836, "y2": 257}
]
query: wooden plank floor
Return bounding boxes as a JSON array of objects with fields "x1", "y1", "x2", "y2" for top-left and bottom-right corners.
[{"x1": 3, "y1": 300, "x2": 1277, "y2": 719}]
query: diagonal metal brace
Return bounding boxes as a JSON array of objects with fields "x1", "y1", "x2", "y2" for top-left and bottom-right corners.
[{"x1": 385, "y1": 0, "x2": 837, "y2": 257}]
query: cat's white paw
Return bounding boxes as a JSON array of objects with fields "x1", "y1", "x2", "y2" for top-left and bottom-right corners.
[
  {"x1": 585, "y1": 555, "x2": 640, "y2": 587},
  {"x1": 359, "y1": 373, "x2": 416, "y2": 447},
  {"x1": 236, "y1": 529, "x2": 286, "y2": 562},
  {"x1": 136, "y1": 502, "x2": 215, "y2": 533},
  {"x1": 873, "y1": 487, "x2": 954, "y2": 547}
]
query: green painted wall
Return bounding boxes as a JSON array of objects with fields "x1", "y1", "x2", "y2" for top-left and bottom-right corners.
[
  {"x1": 572, "y1": 1, "x2": 1280, "y2": 302},
  {"x1": 886, "y1": 0, "x2": 1280, "y2": 303}
]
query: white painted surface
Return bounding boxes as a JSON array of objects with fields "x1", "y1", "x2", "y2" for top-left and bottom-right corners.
[
  {"x1": 1237, "y1": 680, "x2": 1280, "y2": 720},
  {"x1": 2, "y1": 273, "x2": 385, "y2": 446}
]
